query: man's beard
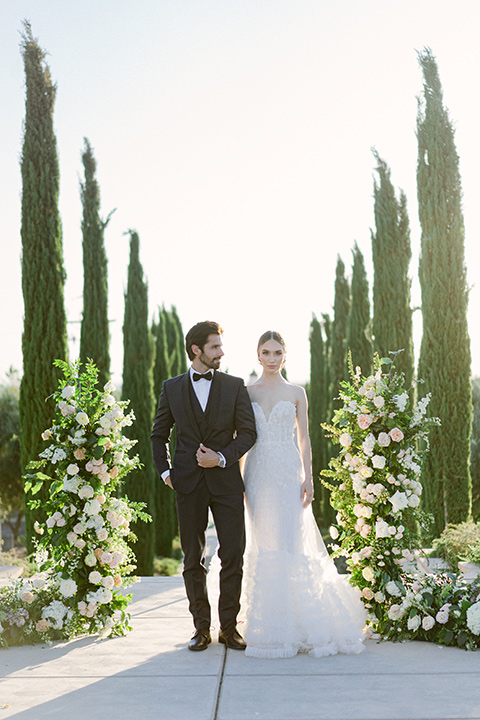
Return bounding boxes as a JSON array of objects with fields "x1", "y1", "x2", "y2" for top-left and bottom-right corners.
[{"x1": 199, "y1": 352, "x2": 221, "y2": 370}]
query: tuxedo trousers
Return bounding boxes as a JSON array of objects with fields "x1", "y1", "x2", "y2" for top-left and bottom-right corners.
[{"x1": 175, "y1": 474, "x2": 245, "y2": 631}]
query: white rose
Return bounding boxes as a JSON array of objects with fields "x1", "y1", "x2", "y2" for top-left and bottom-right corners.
[
  {"x1": 67, "y1": 464, "x2": 79, "y2": 476},
  {"x1": 407, "y1": 615, "x2": 421, "y2": 632},
  {"x1": 362, "y1": 566, "x2": 374, "y2": 582},
  {"x1": 89, "y1": 571, "x2": 102, "y2": 585},
  {"x1": 375, "y1": 518, "x2": 390, "y2": 539},
  {"x1": 61, "y1": 385, "x2": 76, "y2": 399},
  {"x1": 371, "y1": 455, "x2": 386, "y2": 469},
  {"x1": 389, "y1": 491, "x2": 409, "y2": 513},
  {"x1": 339, "y1": 433, "x2": 352, "y2": 448},
  {"x1": 388, "y1": 604, "x2": 404, "y2": 620},
  {"x1": 377, "y1": 432, "x2": 391, "y2": 447},
  {"x1": 436, "y1": 610, "x2": 449, "y2": 624},
  {"x1": 385, "y1": 581, "x2": 402, "y2": 597},
  {"x1": 104, "y1": 380, "x2": 116, "y2": 393},
  {"x1": 422, "y1": 615, "x2": 435, "y2": 631},
  {"x1": 78, "y1": 485, "x2": 95, "y2": 500},
  {"x1": 76, "y1": 412, "x2": 89, "y2": 426},
  {"x1": 373, "y1": 396, "x2": 385, "y2": 408},
  {"x1": 408, "y1": 494, "x2": 420, "y2": 508},
  {"x1": 59, "y1": 578, "x2": 77, "y2": 598},
  {"x1": 85, "y1": 553, "x2": 97, "y2": 567},
  {"x1": 329, "y1": 525, "x2": 339, "y2": 540}
]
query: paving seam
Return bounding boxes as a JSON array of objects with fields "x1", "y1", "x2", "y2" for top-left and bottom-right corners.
[{"x1": 212, "y1": 647, "x2": 228, "y2": 720}]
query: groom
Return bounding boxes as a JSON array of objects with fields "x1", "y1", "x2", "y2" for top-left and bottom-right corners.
[{"x1": 151, "y1": 321, "x2": 257, "y2": 651}]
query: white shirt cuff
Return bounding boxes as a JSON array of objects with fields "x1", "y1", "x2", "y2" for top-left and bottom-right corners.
[{"x1": 161, "y1": 469, "x2": 171, "y2": 484}]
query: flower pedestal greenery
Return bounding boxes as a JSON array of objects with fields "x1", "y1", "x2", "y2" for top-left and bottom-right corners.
[
  {"x1": 323, "y1": 355, "x2": 480, "y2": 651},
  {"x1": 0, "y1": 360, "x2": 150, "y2": 648}
]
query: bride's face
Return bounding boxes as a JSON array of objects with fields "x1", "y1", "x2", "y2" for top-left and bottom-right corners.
[{"x1": 258, "y1": 339, "x2": 286, "y2": 374}]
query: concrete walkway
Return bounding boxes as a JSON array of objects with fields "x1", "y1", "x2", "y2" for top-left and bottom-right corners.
[{"x1": 1, "y1": 576, "x2": 480, "y2": 720}]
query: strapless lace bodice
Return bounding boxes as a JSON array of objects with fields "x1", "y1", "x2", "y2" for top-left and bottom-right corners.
[{"x1": 251, "y1": 400, "x2": 297, "y2": 446}]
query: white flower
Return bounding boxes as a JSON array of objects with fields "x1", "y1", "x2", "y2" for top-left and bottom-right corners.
[
  {"x1": 339, "y1": 432, "x2": 352, "y2": 448},
  {"x1": 84, "y1": 499, "x2": 102, "y2": 516},
  {"x1": 67, "y1": 464, "x2": 80, "y2": 476},
  {"x1": 63, "y1": 475, "x2": 81, "y2": 493},
  {"x1": 393, "y1": 392, "x2": 409, "y2": 412},
  {"x1": 362, "y1": 567, "x2": 374, "y2": 582},
  {"x1": 374, "y1": 591, "x2": 385, "y2": 603},
  {"x1": 407, "y1": 615, "x2": 421, "y2": 632},
  {"x1": 89, "y1": 571, "x2": 102, "y2": 585},
  {"x1": 435, "y1": 609, "x2": 449, "y2": 624},
  {"x1": 102, "y1": 576, "x2": 115, "y2": 589},
  {"x1": 373, "y1": 396, "x2": 385, "y2": 408},
  {"x1": 96, "y1": 528, "x2": 108, "y2": 541},
  {"x1": 61, "y1": 385, "x2": 76, "y2": 399},
  {"x1": 389, "y1": 491, "x2": 409, "y2": 513},
  {"x1": 59, "y1": 578, "x2": 78, "y2": 598},
  {"x1": 85, "y1": 553, "x2": 97, "y2": 567},
  {"x1": 408, "y1": 494, "x2": 420, "y2": 508},
  {"x1": 377, "y1": 432, "x2": 391, "y2": 447},
  {"x1": 372, "y1": 455, "x2": 386, "y2": 469},
  {"x1": 422, "y1": 615, "x2": 435, "y2": 631},
  {"x1": 385, "y1": 581, "x2": 402, "y2": 597},
  {"x1": 375, "y1": 518, "x2": 390, "y2": 539},
  {"x1": 104, "y1": 380, "x2": 116, "y2": 393},
  {"x1": 76, "y1": 412, "x2": 89, "y2": 426},
  {"x1": 388, "y1": 604, "x2": 404, "y2": 620},
  {"x1": 466, "y1": 602, "x2": 480, "y2": 635},
  {"x1": 329, "y1": 525, "x2": 339, "y2": 540},
  {"x1": 78, "y1": 485, "x2": 95, "y2": 500}
]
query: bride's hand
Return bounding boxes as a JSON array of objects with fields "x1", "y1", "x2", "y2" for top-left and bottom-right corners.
[{"x1": 301, "y1": 480, "x2": 314, "y2": 508}]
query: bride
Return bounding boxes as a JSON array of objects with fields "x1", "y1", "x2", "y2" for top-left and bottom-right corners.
[{"x1": 241, "y1": 331, "x2": 366, "y2": 658}]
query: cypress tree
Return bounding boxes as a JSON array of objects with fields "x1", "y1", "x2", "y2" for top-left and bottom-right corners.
[
  {"x1": 331, "y1": 257, "x2": 350, "y2": 412},
  {"x1": 417, "y1": 48, "x2": 472, "y2": 535},
  {"x1": 171, "y1": 305, "x2": 187, "y2": 374},
  {"x1": 309, "y1": 314, "x2": 328, "y2": 525},
  {"x1": 347, "y1": 243, "x2": 372, "y2": 376},
  {"x1": 371, "y1": 150, "x2": 414, "y2": 388},
  {"x1": 152, "y1": 307, "x2": 177, "y2": 556},
  {"x1": 122, "y1": 231, "x2": 156, "y2": 575},
  {"x1": 19, "y1": 23, "x2": 68, "y2": 550},
  {"x1": 79, "y1": 138, "x2": 112, "y2": 388}
]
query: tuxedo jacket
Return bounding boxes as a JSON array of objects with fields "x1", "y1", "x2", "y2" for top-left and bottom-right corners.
[{"x1": 151, "y1": 370, "x2": 257, "y2": 495}]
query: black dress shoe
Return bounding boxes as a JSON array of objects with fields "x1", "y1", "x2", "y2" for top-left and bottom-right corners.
[
  {"x1": 218, "y1": 626, "x2": 247, "y2": 650},
  {"x1": 188, "y1": 629, "x2": 212, "y2": 652}
]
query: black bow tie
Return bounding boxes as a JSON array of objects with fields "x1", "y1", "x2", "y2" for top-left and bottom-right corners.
[{"x1": 193, "y1": 371, "x2": 213, "y2": 382}]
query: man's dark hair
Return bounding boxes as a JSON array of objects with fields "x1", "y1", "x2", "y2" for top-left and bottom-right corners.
[{"x1": 185, "y1": 321, "x2": 223, "y2": 361}]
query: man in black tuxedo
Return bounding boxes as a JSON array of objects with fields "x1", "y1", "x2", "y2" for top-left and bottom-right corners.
[{"x1": 151, "y1": 321, "x2": 257, "y2": 651}]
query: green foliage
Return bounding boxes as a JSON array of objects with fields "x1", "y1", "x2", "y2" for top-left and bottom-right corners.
[
  {"x1": 309, "y1": 315, "x2": 329, "y2": 525},
  {"x1": 432, "y1": 521, "x2": 480, "y2": 570},
  {"x1": 122, "y1": 231, "x2": 157, "y2": 575},
  {"x1": 79, "y1": 138, "x2": 113, "y2": 389},
  {"x1": 151, "y1": 306, "x2": 185, "y2": 556},
  {"x1": 417, "y1": 48, "x2": 472, "y2": 536},
  {"x1": 347, "y1": 243, "x2": 372, "y2": 377},
  {"x1": 371, "y1": 151, "x2": 413, "y2": 389},
  {"x1": 153, "y1": 557, "x2": 180, "y2": 576},
  {"x1": 19, "y1": 22, "x2": 68, "y2": 550},
  {"x1": 471, "y1": 377, "x2": 480, "y2": 520},
  {"x1": 0, "y1": 373, "x2": 22, "y2": 534},
  {"x1": 331, "y1": 257, "x2": 350, "y2": 413}
]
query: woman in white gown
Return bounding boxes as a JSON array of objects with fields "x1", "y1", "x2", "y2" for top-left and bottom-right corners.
[{"x1": 241, "y1": 331, "x2": 366, "y2": 658}]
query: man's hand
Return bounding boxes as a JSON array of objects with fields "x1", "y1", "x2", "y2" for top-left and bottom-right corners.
[
  {"x1": 196, "y1": 443, "x2": 220, "y2": 468},
  {"x1": 164, "y1": 474, "x2": 174, "y2": 489}
]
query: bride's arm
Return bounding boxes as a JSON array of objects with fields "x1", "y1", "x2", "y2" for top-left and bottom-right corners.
[{"x1": 296, "y1": 388, "x2": 314, "y2": 507}]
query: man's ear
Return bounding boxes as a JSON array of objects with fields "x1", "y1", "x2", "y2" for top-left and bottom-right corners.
[{"x1": 191, "y1": 344, "x2": 201, "y2": 358}]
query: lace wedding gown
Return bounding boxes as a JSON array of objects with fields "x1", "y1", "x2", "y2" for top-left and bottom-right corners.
[{"x1": 241, "y1": 400, "x2": 366, "y2": 658}]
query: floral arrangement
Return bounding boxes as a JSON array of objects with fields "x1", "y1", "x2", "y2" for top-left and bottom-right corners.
[
  {"x1": 323, "y1": 355, "x2": 480, "y2": 651},
  {"x1": 0, "y1": 360, "x2": 149, "y2": 648}
]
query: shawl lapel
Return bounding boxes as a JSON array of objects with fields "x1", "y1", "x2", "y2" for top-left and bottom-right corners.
[{"x1": 180, "y1": 373, "x2": 202, "y2": 441}]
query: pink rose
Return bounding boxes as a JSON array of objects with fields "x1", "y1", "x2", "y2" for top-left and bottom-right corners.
[
  {"x1": 389, "y1": 427, "x2": 404, "y2": 442},
  {"x1": 36, "y1": 619, "x2": 50, "y2": 632},
  {"x1": 358, "y1": 414, "x2": 373, "y2": 430},
  {"x1": 74, "y1": 447, "x2": 86, "y2": 460}
]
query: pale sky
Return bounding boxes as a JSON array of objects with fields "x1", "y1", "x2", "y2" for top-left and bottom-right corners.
[{"x1": 1, "y1": 0, "x2": 480, "y2": 388}]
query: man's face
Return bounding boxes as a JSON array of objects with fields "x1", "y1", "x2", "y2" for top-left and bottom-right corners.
[{"x1": 193, "y1": 334, "x2": 224, "y2": 371}]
